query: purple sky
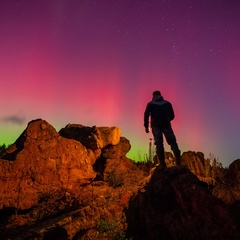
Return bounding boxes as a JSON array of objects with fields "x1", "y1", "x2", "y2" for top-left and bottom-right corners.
[{"x1": 1, "y1": 0, "x2": 240, "y2": 167}]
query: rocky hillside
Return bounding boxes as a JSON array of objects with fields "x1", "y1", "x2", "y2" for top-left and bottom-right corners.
[{"x1": 0, "y1": 119, "x2": 239, "y2": 239}]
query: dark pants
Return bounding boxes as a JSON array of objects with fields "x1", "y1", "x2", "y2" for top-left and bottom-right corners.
[{"x1": 152, "y1": 127, "x2": 180, "y2": 165}]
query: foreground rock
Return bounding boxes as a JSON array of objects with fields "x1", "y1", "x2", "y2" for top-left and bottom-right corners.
[
  {"x1": 0, "y1": 119, "x2": 240, "y2": 239},
  {"x1": 0, "y1": 119, "x2": 122, "y2": 210},
  {"x1": 126, "y1": 166, "x2": 240, "y2": 240}
]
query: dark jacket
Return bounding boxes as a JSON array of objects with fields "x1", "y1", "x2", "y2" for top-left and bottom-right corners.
[{"x1": 144, "y1": 96, "x2": 175, "y2": 129}]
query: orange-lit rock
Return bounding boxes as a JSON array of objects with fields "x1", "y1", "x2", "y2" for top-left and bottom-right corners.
[
  {"x1": 0, "y1": 119, "x2": 96, "y2": 210},
  {"x1": 0, "y1": 119, "x2": 240, "y2": 239}
]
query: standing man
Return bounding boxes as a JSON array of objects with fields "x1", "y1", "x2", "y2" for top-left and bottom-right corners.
[{"x1": 144, "y1": 90, "x2": 181, "y2": 168}]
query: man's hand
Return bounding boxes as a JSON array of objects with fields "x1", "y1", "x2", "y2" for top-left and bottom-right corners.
[{"x1": 145, "y1": 128, "x2": 150, "y2": 133}]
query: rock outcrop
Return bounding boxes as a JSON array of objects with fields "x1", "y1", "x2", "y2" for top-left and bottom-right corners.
[
  {"x1": 0, "y1": 119, "x2": 123, "y2": 210},
  {"x1": 126, "y1": 166, "x2": 240, "y2": 240},
  {"x1": 59, "y1": 123, "x2": 122, "y2": 161},
  {"x1": 0, "y1": 119, "x2": 240, "y2": 239},
  {"x1": 0, "y1": 119, "x2": 145, "y2": 239}
]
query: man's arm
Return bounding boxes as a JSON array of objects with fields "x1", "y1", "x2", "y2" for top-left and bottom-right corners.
[
  {"x1": 169, "y1": 102, "x2": 175, "y2": 121},
  {"x1": 144, "y1": 104, "x2": 150, "y2": 132}
]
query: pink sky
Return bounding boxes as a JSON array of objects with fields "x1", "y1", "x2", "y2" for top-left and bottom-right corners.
[{"x1": 1, "y1": 0, "x2": 240, "y2": 166}]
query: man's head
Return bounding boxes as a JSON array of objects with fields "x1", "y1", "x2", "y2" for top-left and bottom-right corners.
[
  {"x1": 152, "y1": 90, "x2": 162, "y2": 100},
  {"x1": 152, "y1": 90, "x2": 161, "y2": 97}
]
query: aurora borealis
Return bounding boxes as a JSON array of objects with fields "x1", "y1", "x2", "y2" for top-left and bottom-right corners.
[{"x1": 1, "y1": 0, "x2": 240, "y2": 167}]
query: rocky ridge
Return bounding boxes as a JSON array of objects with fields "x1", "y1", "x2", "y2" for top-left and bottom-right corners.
[{"x1": 0, "y1": 119, "x2": 239, "y2": 239}]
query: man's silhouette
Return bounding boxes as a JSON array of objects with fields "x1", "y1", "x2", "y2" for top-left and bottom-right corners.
[{"x1": 144, "y1": 90, "x2": 181, "y2": 168}]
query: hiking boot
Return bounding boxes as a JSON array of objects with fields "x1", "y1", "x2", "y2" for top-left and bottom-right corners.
[
  {"x1": 173, "y1": 149, "x2": 181, "y2": 165},
  {"x1": 156, "y1": 150, "x2": 167, "y2": 169}
]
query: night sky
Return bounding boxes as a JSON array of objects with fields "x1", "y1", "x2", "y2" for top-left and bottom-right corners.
[{"x1": 1, "y1": 0, "x2": 240, "y2": 167}]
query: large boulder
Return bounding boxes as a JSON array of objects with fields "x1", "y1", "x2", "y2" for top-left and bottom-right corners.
[
  {"x1": 126, "y1": 166, "x2": 240, "y2": 240},
  {"x1": 101, "y1": 136, "x2": 131, "y2": 159},
  {"x1": 0, "y1": 119, "x2": 96, "y2": 210},
  {"x1": 59, "y1": 124, "x2": 122, "y2": 161},
  {"x1": 59, "y1": 124, "x2": 121, "y2": 150}
]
